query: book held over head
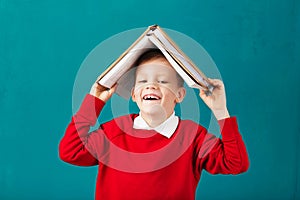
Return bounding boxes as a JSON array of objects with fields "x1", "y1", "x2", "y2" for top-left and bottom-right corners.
[{"x1": 97, "y1": 25, "x2": 214, "y2": 99}]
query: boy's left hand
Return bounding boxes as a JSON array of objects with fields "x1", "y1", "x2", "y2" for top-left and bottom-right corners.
[{"x1": 199, "y1": 78, "x2": 230, "y2": 120}]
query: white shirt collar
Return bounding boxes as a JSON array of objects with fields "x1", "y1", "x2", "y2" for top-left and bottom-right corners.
[{"x1": 133, "y1": 112, "x2": 179, "y2": 138}]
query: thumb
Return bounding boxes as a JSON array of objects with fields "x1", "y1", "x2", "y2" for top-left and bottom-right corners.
[
  {"x1": 199, "y1": 88, "x2": 211, "y2": 100},
  {"x1": 109, "y1": 84, "x2": 117, "y2": 95}
]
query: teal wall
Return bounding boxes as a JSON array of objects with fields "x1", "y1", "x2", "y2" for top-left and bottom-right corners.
[{"x1": 0, "y1": 0, "x2": 299, "y2": 199}]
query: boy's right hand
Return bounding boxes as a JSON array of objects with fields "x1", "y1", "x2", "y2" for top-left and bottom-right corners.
[{"x1": 89, "y1": 82, "x2": 117, "y2": 102}]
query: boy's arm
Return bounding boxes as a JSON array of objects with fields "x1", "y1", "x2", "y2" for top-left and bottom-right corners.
[
  {"x1": 59, "y1": 83, "x2": 116, "y2": 166},
  {"x1": 199, "y1": 78, "x2": 229, "y2": 120},
  {"x1": 196, "y1": 79, "x2": 249, "y2": 174},
  {"x1": 196, "y1": 117, "x2": 249, "y2": 175}
]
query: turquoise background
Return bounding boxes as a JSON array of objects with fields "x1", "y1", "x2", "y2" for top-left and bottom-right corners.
[{"x1": 0, "y1": 0, "x2": 299, "y2": 199}]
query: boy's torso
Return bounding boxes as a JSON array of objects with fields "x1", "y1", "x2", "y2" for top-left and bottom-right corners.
[{"x1": 91, "y1": 114, "x2": 204, "y2": 200}]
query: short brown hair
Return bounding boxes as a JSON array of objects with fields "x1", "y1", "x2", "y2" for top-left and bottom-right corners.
[{"x1": 135, "y1": 49, "x2": 184, "y2": 87}]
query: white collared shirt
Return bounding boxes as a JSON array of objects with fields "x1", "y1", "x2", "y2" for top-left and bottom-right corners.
[{"x1": 133, "y1": 112, "x2": 179, "y2": 138}]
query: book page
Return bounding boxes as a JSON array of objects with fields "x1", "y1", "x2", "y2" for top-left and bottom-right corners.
[
  {"x1": 115, "y1": 67, "x2": 136, "y2": 99},
  {"x1": 147, "y1": 35, "x2": 198, "y2": 88},
  {"x1": 153, "y1": 28, "x2": 212, "y2": 91},
  {"x1": 99, "y1": 36, "x2": 156, "y2": 88}
]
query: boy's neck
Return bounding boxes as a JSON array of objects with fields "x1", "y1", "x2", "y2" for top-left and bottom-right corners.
[{"x1": 140, "y1": 111, "x2": 173, "y2": 128}]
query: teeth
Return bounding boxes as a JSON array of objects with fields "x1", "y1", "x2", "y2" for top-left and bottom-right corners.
[{"x1": 143, "y1": 95, "x2": 160, "y2": 100}]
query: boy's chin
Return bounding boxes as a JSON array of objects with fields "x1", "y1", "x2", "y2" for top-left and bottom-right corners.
[{"x1": 140, "y1": 105, "x2": 168, "y2": 119}]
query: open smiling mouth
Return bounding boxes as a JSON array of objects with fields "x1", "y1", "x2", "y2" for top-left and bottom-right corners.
[{"x1": 142, "y1": 94, "x2": 161, "y2": 101}]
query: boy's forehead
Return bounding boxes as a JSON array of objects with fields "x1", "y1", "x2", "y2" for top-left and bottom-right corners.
[
  {"x1": 139, "y1": 57, "x2": 171, "y2": 66},
  {"x1": 136, "y1": 58, "x2": 175, "y2": 74}
]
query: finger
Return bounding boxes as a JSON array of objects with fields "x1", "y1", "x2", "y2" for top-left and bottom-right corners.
[
  {"x1": 208, "y1": 78, "x2": 222, "y2": 85},
  {"x1": 110, "y1": 84, "x2": 118, "y2": 94},
  {"x1": 199, "y1": 89, "x2": 209, "y2": 99},
  {"x1": 96, "y1": 83, "x2": 110, "y2": 92},
  {"x1": 208, "y1": 78, "x2": 223, "y2": 89}
]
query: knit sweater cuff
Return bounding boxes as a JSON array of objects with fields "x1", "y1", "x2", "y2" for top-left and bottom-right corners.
[
  {"x1": 77, "y1": 94, "x2": 106, "y2": 125},
  {"x1": 218, "y1": 117, "x2": 239, "y2": 140}
]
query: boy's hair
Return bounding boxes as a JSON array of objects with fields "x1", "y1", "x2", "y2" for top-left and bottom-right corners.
[{"x1": 135, "y1": 49, "x2": 184, "y2": 87}]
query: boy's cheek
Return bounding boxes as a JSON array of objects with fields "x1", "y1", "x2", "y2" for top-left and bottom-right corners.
[{"x1": 132, "y1": 84, "x2": 143, "y2": 92}]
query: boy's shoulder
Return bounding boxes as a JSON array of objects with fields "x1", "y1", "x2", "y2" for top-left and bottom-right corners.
[
  {"x1": 178, "y1": 118, "x2": 207, "y2": 134},
  {"x1": 99, "y1": 114, "x2": 138, "y2": 139}
]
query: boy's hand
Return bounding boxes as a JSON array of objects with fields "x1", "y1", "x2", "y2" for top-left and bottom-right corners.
[
  {"x1": 90, "y1": 82, "x2": 117, "y2": 102},
  {"x1": 199, "y1": 78, "x2": 230, "y2": 120}
]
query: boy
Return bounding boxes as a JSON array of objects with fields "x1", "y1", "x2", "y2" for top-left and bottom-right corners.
[{"x1": 59, "y1": 49, "x2": 249, "y2": 200}]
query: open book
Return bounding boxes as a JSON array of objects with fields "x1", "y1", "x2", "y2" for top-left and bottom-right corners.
[{"x1": 97, "y1": 25, "x2": 214, "y2": 99}]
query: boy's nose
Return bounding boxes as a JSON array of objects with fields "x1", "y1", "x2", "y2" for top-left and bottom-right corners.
[{"x1": 145, "y1": 83, "x2": 158, "y2": 90}]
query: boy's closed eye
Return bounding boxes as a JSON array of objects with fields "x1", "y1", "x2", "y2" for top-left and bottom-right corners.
[
  {"x1": 158, "y1": 80, "x2": 168, "y2": 84},
  {"x1": 138, "y1": 80, "x2": 147, "y2": 83},
  {"x1": 137, "y1": 80, "x2": 169, "y2": 84}
]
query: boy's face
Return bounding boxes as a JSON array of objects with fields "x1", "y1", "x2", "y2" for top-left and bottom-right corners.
[{"x1": 131, "y1": 58, "x2": 186, "y2": 120}]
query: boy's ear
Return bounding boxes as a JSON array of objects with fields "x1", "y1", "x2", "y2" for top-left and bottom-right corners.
[
  {"x1": 175, "y1": 87, "x2": 186, "y2": 103},
  {"x1": 131, "y1": 87, "x2": 136, "y2": 102}
]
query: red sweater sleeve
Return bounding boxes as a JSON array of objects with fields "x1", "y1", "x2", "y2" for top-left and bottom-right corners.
[
  {"x1": 197, "y1": 117, "x2": 249, "y2": 175},
  {"x1": 59, "y1": 94, "x2": 105, "y2": 166}
]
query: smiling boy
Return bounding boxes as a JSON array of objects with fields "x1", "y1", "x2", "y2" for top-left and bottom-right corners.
[
  {"x1": 131, "y1": 52, "x2": 186, "y2": 130},
  {"x1": 59, "y1": 49, "x2": 249, "y2": 200}
]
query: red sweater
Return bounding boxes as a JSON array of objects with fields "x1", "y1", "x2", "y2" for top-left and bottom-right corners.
[{"x1": 59, "y1": 94, "x2": 249, "y2": 200}]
